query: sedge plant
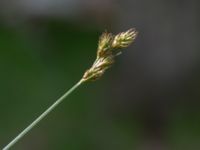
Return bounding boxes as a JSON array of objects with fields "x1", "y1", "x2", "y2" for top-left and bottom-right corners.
[{"x1": 3, "y1": 28, "x2": 138, "y2": 150}]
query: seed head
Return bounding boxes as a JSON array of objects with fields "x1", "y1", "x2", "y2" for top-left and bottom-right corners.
[{"x1": 81, "y1": 28, "x2": 138, "y2": 82}]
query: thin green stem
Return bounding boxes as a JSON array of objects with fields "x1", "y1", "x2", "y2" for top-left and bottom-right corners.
[{"x1": 3, "y1": 79, "x2": 84, "y2": 150}]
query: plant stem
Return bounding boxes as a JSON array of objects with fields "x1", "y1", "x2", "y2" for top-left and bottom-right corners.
[{"x1": 3, "y1": 79, "x2": 84, "y2": 150}]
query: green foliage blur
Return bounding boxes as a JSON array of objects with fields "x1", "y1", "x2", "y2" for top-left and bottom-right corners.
[{"x1": 0, "y1": 22, "x2": 95, "y2": 149}]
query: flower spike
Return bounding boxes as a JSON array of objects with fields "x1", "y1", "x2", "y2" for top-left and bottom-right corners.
[{"x1": 82, "y1": 28, "x2": 138, "y2": 82}]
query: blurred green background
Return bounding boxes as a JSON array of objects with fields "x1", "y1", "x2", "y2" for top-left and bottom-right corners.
[{"x1": 0, "y1": 0, "x2": 200, "y2": 150}]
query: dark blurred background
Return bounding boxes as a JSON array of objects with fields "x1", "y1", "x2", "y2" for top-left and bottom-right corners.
[{"x1": 0, "y1": 0, "x2": 199, "y2": 149}]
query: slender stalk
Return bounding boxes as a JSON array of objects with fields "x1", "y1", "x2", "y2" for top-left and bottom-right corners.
[
  {"x1": 3, "y1": 80, "x2": 84, "y2": 150},
  {"x1": 3, "y1": 28, "x2": 138, "y2": 150}
]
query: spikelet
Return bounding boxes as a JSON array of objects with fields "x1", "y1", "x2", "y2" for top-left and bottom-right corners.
[
  {"x1": 112, "y1": 28, "x2": 138, "y2": 49},
  {"x1": 97, "y1": 32, "x2": 113, "y2": 58}
]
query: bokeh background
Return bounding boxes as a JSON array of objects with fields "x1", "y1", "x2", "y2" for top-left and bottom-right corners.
[{"x1": 0, "y1": 0, "x2": 200, "y2": 149}]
